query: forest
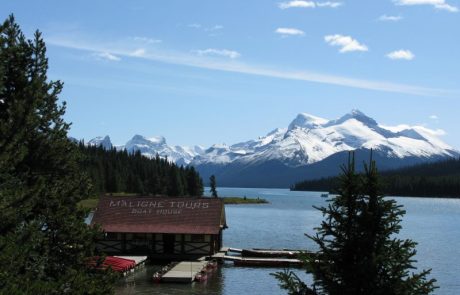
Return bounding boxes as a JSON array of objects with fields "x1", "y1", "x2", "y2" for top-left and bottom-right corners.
[
  {"x1": 78, "y1": 143, "x2": 204, "y2": 197},
  {"x1": 292, "y1": 157, "x2": 460, "y2": 198}
]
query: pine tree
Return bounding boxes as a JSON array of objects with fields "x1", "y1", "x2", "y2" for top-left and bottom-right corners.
[
  {"x1": 210, "y1": 174, "x2": 218, "y2": 198},
  {"x1": 0, "y1": 15, "x2": 115, "y2": 294},
  {"x1": 273, "y1": 152, "x2": 437, "y2": 295}
]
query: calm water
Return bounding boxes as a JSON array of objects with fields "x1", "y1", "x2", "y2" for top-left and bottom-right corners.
[{"x1": 115, "y1": 188, "x2": 460, "y2": 295}]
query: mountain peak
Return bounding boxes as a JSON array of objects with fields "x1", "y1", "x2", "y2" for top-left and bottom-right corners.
[
  {"x1": 131, "y1": 134, "x2": 146, "y2": 141},
  {"x1": 288, "y1": 113, "x2": 328, "y2": 130},
  {"x1": 333, "y1": 109, "x2": 378, "y2": 126},
  {"x1": 88, "y1": 135, "x2": 112, "y2": 149},
  {"x1": 148, "y1": 136, "x2": 167, "y2": 145},
  {"x1": 130, "y1": 134, "x2": 166, "y2": 145}
]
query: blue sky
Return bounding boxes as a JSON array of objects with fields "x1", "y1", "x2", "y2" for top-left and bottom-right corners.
[{"x1": 1, "y1": 0, "x2": 459, "y2": 148}]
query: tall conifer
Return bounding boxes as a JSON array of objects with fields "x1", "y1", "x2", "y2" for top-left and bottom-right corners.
[
  {"x1": 274, "y1": 152, "x2": 437, "y2": 295},
  {"x1": 210, "y1": 174, "x2": 218, "y2": 198},
  {"x1": 0, "y1": 15, "x2": 115, "y2": 294}
]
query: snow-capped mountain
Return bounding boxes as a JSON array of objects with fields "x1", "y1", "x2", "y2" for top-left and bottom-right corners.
[
  {"x1": 88, "y1": 135, "x2": 113, "y2": 150},
  {"x1": 87, "y1": 110, "x2": 458, "y2": 187},
  {"x1": 191, "y1": 110, "x2": 458, "y2": 187},
  {"x1": 122, "y1": 135, "x2": 204, "y2": 166},
  {"x1": 193, "y1": 110, "x2": 456, "y2": 167}
]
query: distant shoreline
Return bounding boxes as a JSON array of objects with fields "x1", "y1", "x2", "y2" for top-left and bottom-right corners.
[
  {"x1": 221, "y1": 196, "x2": 269, "y2": 204},
  {"x1": 290, "y1": 189, "x2": 460, "y2": 199}
]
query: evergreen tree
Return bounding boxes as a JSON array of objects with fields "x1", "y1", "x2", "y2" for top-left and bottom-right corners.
[
  {"x1": 77, "y1": 144, "x2": 203, "y2": 197},
  {"x1": 186, "y1": 166, "x2": 202, "y2": 196},
  {"x1": 274, "y1": 152, "x2": 437, "y2": 295},
  {"x1": 0, "y1": 16, "x2": 115, "y2": 294},
  {"x1": 210, "y1": 174, "x2": 218, "y2": 198}
]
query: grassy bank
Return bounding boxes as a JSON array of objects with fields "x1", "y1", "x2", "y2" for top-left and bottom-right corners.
[{"x1": 78, "y1": 198, "x2": 99, "y2": 210}]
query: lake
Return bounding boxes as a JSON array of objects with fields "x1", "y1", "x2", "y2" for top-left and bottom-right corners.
[{"x1": 114, "y1": 187, "x2": 460, "y2": 295}]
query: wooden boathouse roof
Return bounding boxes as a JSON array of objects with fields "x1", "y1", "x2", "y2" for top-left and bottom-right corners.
[{"x1": 91, "y1": 196, "x2": 227, "y2": 235}]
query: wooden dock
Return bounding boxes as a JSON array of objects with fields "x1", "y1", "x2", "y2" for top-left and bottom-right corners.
[
  {"x1": 161, "y1": 261, "x2": 209, "y2": 283},
  {"x1": 222, "y1": 255, "x2": 303, "y2": 267},
  {"x1": 211, "y1": 247, "x2": 306, "y2": 267},
  {"x1": 241, "y1": 249, "x2": 302, "y2": 258}
]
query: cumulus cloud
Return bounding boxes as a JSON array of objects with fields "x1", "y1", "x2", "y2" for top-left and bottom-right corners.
[
  {"x1": 324, "y1": 34, "x2": 368, "y2": 53},
  {"x1": 429, "y1": 114, "x2": 439, "y2": 119},
  {"x1": 194, "y1": 48, "x2": 241, "y2": 59},
  {"x1": 278, "y1": 1, "x2": 342, "y2": 8},
  {"x1": 279, "y1": 1, "x2": 316, "y2": 9},
  {"x1": 414, "y1": 126, "x2": 446, "y2": 136},
  {"x1": 275, "y1": 27, "x2": 305, "y2": 36},
  {"x1": 386, "y1": 49, "x2": 415, "y2": 60},
  {"x1": 394, "y1": 0, "x2": 458, "y2": 12},
  {"x1": 379, "y1": 124, "x2": 446, "y2": 136},
  {"x1": 93, "y1": 52, "x2": 121, "y2": 61},
  {"x1": 378, "y1": 14, "x2": 403, "y2": 21}
]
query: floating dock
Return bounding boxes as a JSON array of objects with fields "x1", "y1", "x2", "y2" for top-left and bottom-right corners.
[
  {"x1": 241, "y1": 249, "x2": 302, "y2": 258},
  {"x1": 161, "y1": 261, "x2": 209, "y2": 283},
  {"x1": 222, "y1": 255, "x2": 303, "y2": 267},
  {"x1": 211, "y1": 247, "x2": 306, "y2": 267}
]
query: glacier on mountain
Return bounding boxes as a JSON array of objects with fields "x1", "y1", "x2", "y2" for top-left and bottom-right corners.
[
  {"x1": 87, "y1": 110, "x2": 457, "y2": 174},
  {"x1": 191, "y1": 109, "x2": 457, "y2": 167}
]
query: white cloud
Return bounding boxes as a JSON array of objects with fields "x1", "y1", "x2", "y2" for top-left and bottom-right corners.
[
  {"x1": 194, "y1": 48, "x2": 241, "y2": 59},
  {"x1": 133, "y1": 37, "x2": 162, "y2": 44},
  {"x1": 394, "y1": 0, "x2": 458, "y2": 12},
  {"x1": 324, "y1": 34, "x2": 368, "y2": 53},
  {"x1": 278, "y1": 1, "x2": 342, "y2": 8},
  {"x1": 131, "y1": 48, "x2": 146, "y2": 57},
  {"x1": 46, "y1": 37, "x2": 457, "y2": 97},
  {"x1": 275, "y1": 27, "x2": 305, "y2": 36},
  {"x1": 316, "y1": 1, "x2": 343, "y2": 8},
  {"x1": 386, "y1": 49, "x2": 415, "y2": 60},
  {"x1": 429, "y1": 114, "x2": 439, "y2": 119},
  {"x1": 93, "y1": 52, "x2": 121, "y2": 61},
  {"x1": 279, "y1": 1, "x2": 316, "y2": 9},
  {"x1": 381, "y1": 124, "x2": 446, "y2": 136},
  {"x1": 378, "y1": 14, "x2": 403, "y2": 21}
]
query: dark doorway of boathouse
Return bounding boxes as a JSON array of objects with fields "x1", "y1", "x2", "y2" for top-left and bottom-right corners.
[{"x1": 164, "y1": 234, "x2": 175, "y2": 254}]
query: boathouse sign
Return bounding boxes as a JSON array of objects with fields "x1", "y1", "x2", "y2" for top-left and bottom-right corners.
[{"x1": 109, "y1": 199, "x2": 210, "y2": 215}]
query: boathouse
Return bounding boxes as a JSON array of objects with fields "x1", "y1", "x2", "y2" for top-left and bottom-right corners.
[{"x1": 91, "y1": 196, "x2": 227, "y2": 259}]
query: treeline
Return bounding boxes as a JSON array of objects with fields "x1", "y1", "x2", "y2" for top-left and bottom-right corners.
[
  {"x1": 78, "y1": 143, "x2": 203, "y2": 196},
  {"x1": 292, "y1": 157, "x2": 460, "y2": 198}
]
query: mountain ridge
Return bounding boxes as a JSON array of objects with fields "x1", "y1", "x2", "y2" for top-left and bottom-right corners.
[{"x1": 86, "y1": 110, "x2": 458, "y2": 187}]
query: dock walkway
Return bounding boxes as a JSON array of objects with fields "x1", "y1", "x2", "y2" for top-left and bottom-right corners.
[
  {"x1": 161, "y1": 261, "x2": 208, "y2": 283},
  {"x1": 222, "y1": 255, "x2": 303, "y2": 267},
  {"x1": 211, "y1": 247, "x2": 306, "y2": 267}
]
